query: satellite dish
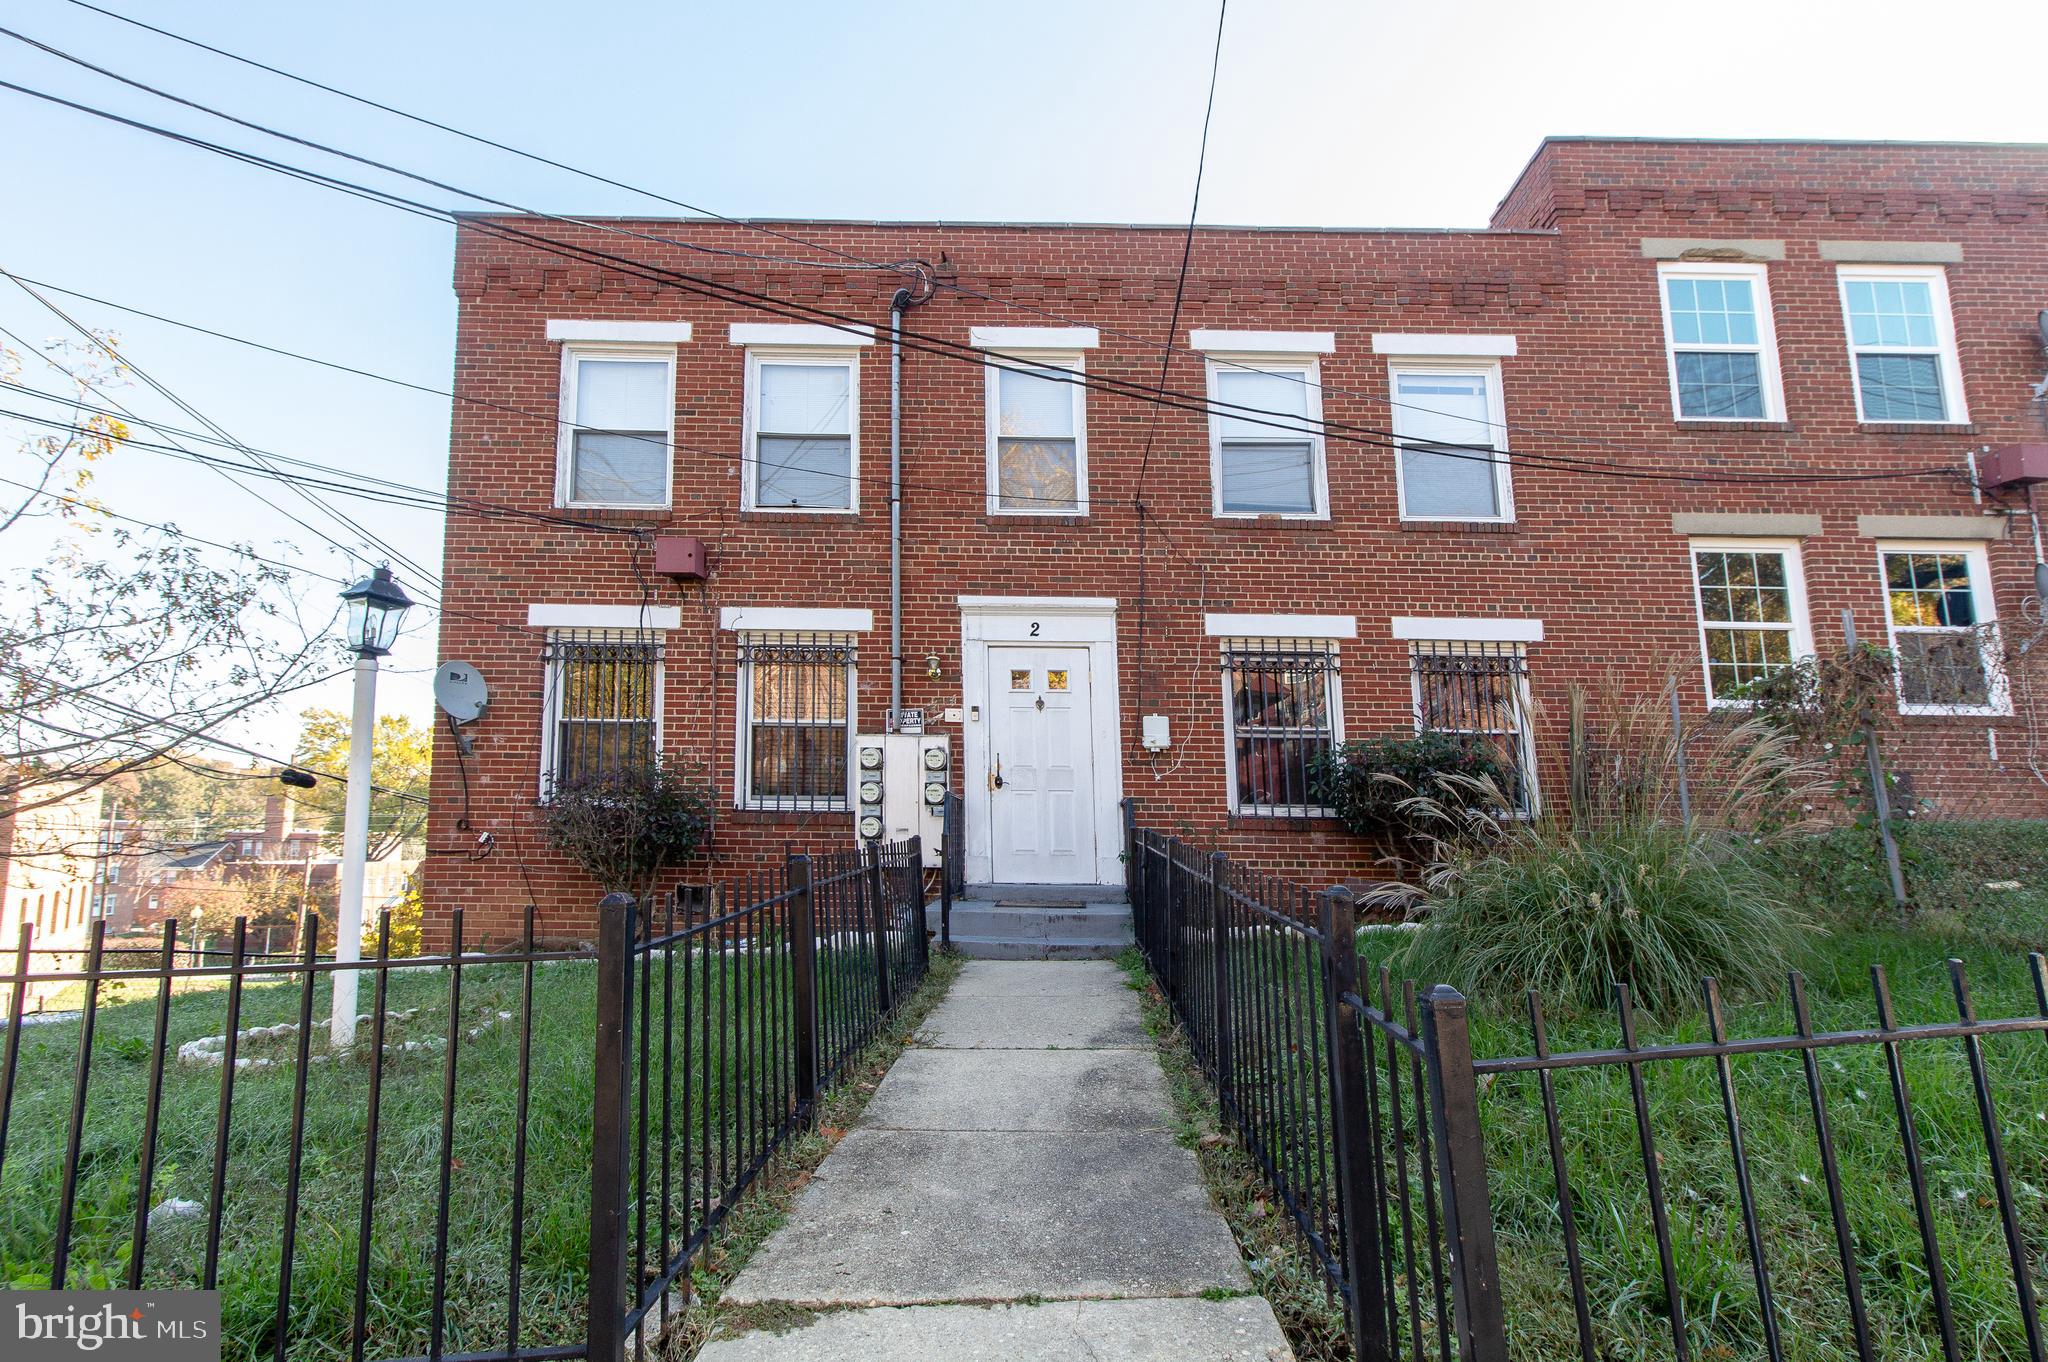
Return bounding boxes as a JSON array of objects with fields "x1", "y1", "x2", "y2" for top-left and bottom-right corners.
[{"x1": 434, "y1": 661, "x2": 490, "y2": 724}]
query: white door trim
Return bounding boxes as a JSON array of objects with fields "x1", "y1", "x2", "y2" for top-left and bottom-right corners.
[{"x1": 958, "y1": 597, "x2": 1123, "y2": 886}]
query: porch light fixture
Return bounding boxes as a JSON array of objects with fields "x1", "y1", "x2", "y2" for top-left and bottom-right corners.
[{"x1": 340, "y1": 565, "x2": 414, "y2": 658}]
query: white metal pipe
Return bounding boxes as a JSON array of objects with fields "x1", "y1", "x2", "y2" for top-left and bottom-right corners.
[{"x1": 331, "y1": 653, "x2": 378, "y2": 1048}]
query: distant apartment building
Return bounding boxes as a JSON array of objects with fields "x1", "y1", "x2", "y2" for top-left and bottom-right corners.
[
  {"x1": 0, "y1": 780, "x2": 108, "y2": 953},
  {"x1": 425, "y1": 137, "x2": 2048, "y2": 942}
]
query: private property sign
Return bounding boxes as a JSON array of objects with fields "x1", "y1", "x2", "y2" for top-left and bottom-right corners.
[{"x1": 8, "y1": 1293, "x2": 219, "y2": 1361}]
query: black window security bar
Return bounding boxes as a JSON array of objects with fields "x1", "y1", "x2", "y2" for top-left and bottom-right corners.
[
  {"x1": 544, "y1": 630, "x2": 662, "y2": 789},
  {"x1": 1410, "y1": 639, "x2": 1536, "y2": 815},
  {"x1": 1224, "y1": 639, "x2": 1339, "y2": 817},
  {"x1": 739, "y1": 632, "x2": 855, "y2": 810}
]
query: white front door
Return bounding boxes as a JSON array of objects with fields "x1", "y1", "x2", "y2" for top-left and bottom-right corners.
[{"x1": 987, "y1": 646, "x2": 1097, "y2": 884}]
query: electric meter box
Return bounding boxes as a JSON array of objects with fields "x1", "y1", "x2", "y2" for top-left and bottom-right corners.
[{"x1": 852, "y1": 733, "x2": 949, "y2": 867}]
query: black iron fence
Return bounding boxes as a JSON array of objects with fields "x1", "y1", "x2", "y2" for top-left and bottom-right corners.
[
  {"x1": 0, "y1": 837, "x2": 929, "y2": 1362},
  {"x1": 1127, "y1": 808, "x2": 2048, "y2": 1362}
]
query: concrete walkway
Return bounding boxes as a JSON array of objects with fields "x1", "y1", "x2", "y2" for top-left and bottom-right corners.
[{"x1": 699, "y1": 960, "x2": 1292, "y2": 1361}]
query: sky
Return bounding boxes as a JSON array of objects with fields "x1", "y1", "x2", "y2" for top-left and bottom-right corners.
[{"x1": 3, "y1": 0, "x2": 2046, "y2": 764}]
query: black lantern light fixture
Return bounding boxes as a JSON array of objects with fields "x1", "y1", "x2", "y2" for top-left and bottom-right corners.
[{"x1": 339, "y1": 565, "x2": 414, "y2": 658}]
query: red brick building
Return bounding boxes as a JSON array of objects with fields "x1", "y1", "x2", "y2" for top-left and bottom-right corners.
[{"x1": 426, "y1": 137, "x2": 2048, "y2": 943}]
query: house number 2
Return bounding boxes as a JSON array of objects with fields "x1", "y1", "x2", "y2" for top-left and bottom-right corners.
[{"x1": 1029, "y1": 622, "x2": 1040, "y2": 636}]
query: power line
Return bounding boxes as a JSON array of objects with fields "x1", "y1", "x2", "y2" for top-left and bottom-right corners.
[
  {"x1": 0, "y1": 73, "x2": 1972, "y2": 490},
  {"x1": 1136, "y1": 0, "x2": 1228, "y2": 722},
  {"x1": 43, "y1": 1, "x2": 1946, "y2": 475}
]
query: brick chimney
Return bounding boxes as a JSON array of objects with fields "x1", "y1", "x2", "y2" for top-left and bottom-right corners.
[{"x1": 263, "y1": 794, "x2": 289, "y2": 851}]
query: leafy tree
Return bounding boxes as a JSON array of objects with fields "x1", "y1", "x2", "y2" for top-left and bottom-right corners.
[
  {"x1": 0, "y1": 338, "x2": 336, "y2": 818},
  {"x1": 289, "y1": 707, "x2": 431, "y2": 858}
]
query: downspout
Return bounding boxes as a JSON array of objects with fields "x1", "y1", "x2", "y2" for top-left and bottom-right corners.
[{"x1": 889, "y1": 269, "x2": 933, "y2": 719}]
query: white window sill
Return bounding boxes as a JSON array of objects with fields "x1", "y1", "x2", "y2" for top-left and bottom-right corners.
[
  {"x1": 1213, "y1": 511, "x2": 1331, "y2": 523},
  {"x1": 742, "y1": 505, "x2": 861, "y2": 516},
  {"x1": 560, "y1": 501, "x2": 672, "y2": 512},
  {"x1": 1398, "y1": 515, "x2": 1517, "y2": 526},
  {"x1": 988, "y1": 507, "x2": 1088, "y2": 518}
]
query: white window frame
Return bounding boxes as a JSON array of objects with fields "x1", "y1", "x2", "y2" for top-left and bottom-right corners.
[
  {"x1": 1686, "y1": 538, "x2": 1814, "y2": 708},
  {"x1": 555, "y1": 342, "x2": 676, "y2": 510},
  {"x1": 538, "y1": 630, "x2": 666, "y2": 798},
  {"x1": 741, "y1": 348, "x2": 861, "y2": 514},
  {"x1": 1407, "y1": 640, "x2": 1541, "y2": 817},
  {"x1": 1205, "y1": 355, "x2": 1330, "y2": 521},
  {"x1": 733, "y1": 634, "x2": 857, "y2": 811},
  {"x1": 1875, "y1": 540, "x2": 2008, "y2": 716},
  {"x1": 1388, "y1": 359, "x2": 1515, "y2": 524},
  {"x1": 1836, "y1": 264, "x2": 1969, "y2": 424},
  {"x1": 1217, "y1": 639, "x2": 1345, "y2": 818},
  {"x1": 983, "y1": 351, "x2": 1089, "y2": 517},
  {"x1": 1656, "y1": 262, "x2": 1786, "y2": 422}
]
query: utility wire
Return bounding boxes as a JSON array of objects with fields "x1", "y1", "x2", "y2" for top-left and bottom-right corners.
[
  {"x1": 1136, "y1": 0, "x2": 1227, "y2": 720},
  {"x1": 0, "y1": 74, "x2": 1972, "y2": 490},
  {"x1": 41, "y1": 1, "x2": 1902, "y2": 471}
]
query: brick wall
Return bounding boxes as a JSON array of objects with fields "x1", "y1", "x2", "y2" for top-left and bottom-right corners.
[{"x1": 424, "y1": 139, "x2": 2048, "y2": 946}]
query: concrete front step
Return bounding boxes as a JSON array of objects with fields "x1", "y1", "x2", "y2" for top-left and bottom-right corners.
[{"x1": 927, "y1": 898, "x2": 1133, "y2": 959}]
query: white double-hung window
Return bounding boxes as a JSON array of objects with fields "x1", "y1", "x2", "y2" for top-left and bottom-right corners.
[
  {"x1": 737, "y1": 329, "x2": 866, "y2": 511},
  {"x1": 1389, "y1": 364, "x2": 1513, "y2": 522},
  {"x1": 1658, "y1": 263, "x2": 1784, "y2": 421},
  {"x1": 987, "y1": 357, "x2": 1087, "y2": 514},
  {"x1": 1687, "y1": 540, "x2": 1812, "y2": 705},
  {"x1": 1204, "y1": 356, "x2": 1328, "y2": 518},
  {"x1": 556, "y1": 345, "x2": 675, "y2": 508},
  {"x1": 1878, "y1": 542, "x2": 2005, "y2": 714},
  {"x1": 1837, "y1": 266, "x2": 1967, "y2": 423}
]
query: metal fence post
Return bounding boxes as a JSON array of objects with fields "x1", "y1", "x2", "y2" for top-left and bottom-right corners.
[
  {"x1": 788, "y1": 855, "x2": 819, "y2": 1120},
  {"x1": 1208, "y1": 851, "x2": 1233, "y2": 1109},
  {"x1": 939, "y1": 797, "x2": 956, "y2": 951},
  {"x1": 1121, "y1": 797, "x2": 1138, "y2": 903},
  {"x1": 1841, "y1": 609, "x2": 1908, "y2": 910},
  {"x1": 1419, "y1": 984, "x2": 1509, "y2": 1361},
  {"x1": 1321, "y1": 888, "x2": 1391, "y2": 1362},
  {"x1": 866, "y1": 844, "x2": 894, "y2": 1014},
  {"x1": 587, "y1": 893, "x2": 636, "y2": 1362},
  {"x1": 904, "y1": 835, "x2": 926, "y2": 977}
]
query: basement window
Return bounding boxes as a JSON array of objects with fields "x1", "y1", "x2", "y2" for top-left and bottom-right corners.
[
  {"x1": 737, "y1": 633, "x2": 856, "y2": 810},
  {"x1": 1221, "y1": 640, "x2": 1341, "y2": 816},
  {"x1": 556, "y1": 345, "x2": 674, "y2": 508},
  {"x1": 541, "y1": 630, "x2": 662, "y2": 795},
  {"x1": 744, "y1": 351, "x2": 857, "y2": 511},
  {"x1": 1409, "y1": 640, "x2": 1538, "y2": 815}
]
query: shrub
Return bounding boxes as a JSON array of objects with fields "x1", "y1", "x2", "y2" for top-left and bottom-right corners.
[
  {"x1": 540, "y1": 763, "x2": 713, "y2": 902},
  {"x1": 1396, "y1": 819, "x2": 1808, "y2": 1015},
  {"x1": 1309, "y1": 732, "x2": 1508, "y2": 868}
]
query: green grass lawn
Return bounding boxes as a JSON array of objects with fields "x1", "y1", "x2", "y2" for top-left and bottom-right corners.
[
  {"x1": 0, "y1": 934, "x2": 875, "y2": 1361},
  {"x1": 1437, "y1": 928, "x2": 2048, "y2": 1362},
  {"x1": 1155, "y1": 821, "x2": 2048, "y2": 1361}
]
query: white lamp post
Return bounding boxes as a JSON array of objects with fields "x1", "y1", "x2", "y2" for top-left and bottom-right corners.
[{"x1": 332, "y1": 565, "x2": 412, "y2": 1048}]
